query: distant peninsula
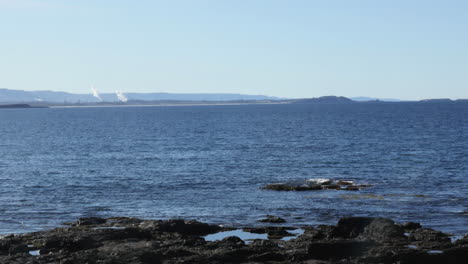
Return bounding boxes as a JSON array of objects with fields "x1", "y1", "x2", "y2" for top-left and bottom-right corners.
[
  {"x1": 0, "y1": 88, "x2": 280, "y2": 104},
  {"x1": 0, "y1": 104, "x2": 48, "y2": 109},
  {"x1": 294, "y1": 96, "x2": 355, "y2": 104},
  {"x1": 0, "y1": 88, "x2": 466, "y2": 107}
]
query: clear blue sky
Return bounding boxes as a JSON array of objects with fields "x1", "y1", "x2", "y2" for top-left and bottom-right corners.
[{"x1": 1, "y1": 0, "x2": 467, "y2": 99}]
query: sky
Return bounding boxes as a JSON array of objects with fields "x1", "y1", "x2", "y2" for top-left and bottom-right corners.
[{"x1": 0, "y1": 0, "x2": 467, "y2": 100}]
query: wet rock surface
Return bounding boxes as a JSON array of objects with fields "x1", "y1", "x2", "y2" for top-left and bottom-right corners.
[
  {"x1": 1, "y1": 216, "x2": 467, "y2": 263},
  {"x1": 261, "y1": 178, "x2": 372, "y2": 191}
]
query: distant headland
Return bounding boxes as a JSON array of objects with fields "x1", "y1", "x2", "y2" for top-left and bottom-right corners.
[{"x1": 0, "y1": 104, "x2": 48, "y2": 109}]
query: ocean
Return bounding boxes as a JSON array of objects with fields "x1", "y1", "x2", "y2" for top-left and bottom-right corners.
[{"x1": 0, "y1": 102, "x2": 467, "y2": 235}]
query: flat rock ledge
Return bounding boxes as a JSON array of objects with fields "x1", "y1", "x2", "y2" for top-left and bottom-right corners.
[
  {"x1": 1, "y1": 216, "x2": 467, "y2": 263},
  {"x1": 261, "y1": 178, "x2": 372, "y2": 191}
]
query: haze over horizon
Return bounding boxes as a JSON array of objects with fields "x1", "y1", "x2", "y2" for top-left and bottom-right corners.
[{"x1": 1, "y1": 0, "x2": 467, "y2": 100}]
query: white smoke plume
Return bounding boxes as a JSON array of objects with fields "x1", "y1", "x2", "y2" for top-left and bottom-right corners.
[
  {"x1": 115, "y1": 91, "x2": 128, "y2": 102},
  {"x1": 91, "y1": 85, "x2": 103, "y2": 102}
]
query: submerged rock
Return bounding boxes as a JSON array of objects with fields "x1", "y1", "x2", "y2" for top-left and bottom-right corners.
[
  {"x1": 259, "y1": 215, "x2": 286, "y2": 223},
  {"x1": 77, "y1": 217, "x2": 107, "y2": 226},
  {"x1": 261, "y1": 183, "x2": 322, "y2": 191},
  {"x1": 0, "y1": 216, "x2": 466, "y2": 263}
]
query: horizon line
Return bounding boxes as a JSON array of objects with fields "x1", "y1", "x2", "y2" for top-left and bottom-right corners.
[{"x1": 1, "y1": 87, "x2": 467, "y2": 101}]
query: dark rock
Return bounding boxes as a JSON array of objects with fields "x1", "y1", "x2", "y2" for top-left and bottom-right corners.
[
  {"x1": 96, "y1": 227, "x2": 153, "y2": 241},
  {"x1": 259, "y1": 215, "x2": 286, "y2": 223},
  {"x1": 209, "y1": 248, "x2": 256, "y2": 262},
  {"x1": 410, "y1": 228, "x2": 450, "y2": 243},
  {"x1": 43, "y1": 235, "x2": 99, "y2": 252},
  {"x1": 443, "y1": 246, "x2": 468, "y2": 263},
  {"x1": 361, "y1": 218, "x2": 406, "y2": 243},
  {"x1": 251, "y1": 239, "x2": 278, "y2": 248},
  {"x1": 296, "y1": 227, "x2": 328, "y2": 241},
  {"x1": 242, "y1": 227, "x2": 269, "y2": 234},
  {"x1": 161, "y1": 246, "x2": 194, "y2": 257},
  {"x1": 0, "y1": 216, "x2": 466, "y2": 264},
  {"x1": 0, "y1": 240, "x2": 11, "y2": 254},
  {"x1": 401, "y1": 221, "x2": 422, "y2": 231},
  {"x1": 248, "y1": 251, "x2": 286, "y2": 261},
  {"x1": 321, "y1": 184, "x2": 341, "y2": 190},
  {"x1": 38, "y1": 249, "x2": 51, "y2": 255},
  {"x1": 218, "y1": 236, "x2": 245, "y2": 248},
  {"x1": 307, "y1": 240, "x2": 376, "y2": 259},
  {"x1": 261, "y1": 183, "x2": 322, "y2": 191},
  {"x1": 243, "y1": 226, "x2": 295, "y2": 239},
  {"x1": 315, "y1": 225, "x2": 336, "y2": 239},
  {"x1": 8, "y1": 244, "x2": 29, "y2": 255},
  {"x1": 261, "y1": 179, "x2": 372, "y2": 192},
  {"x1": 181, "y1": 237, "x2": 206, "y2": 247},
  {"x1": 333, "y1": 217, "x2": 376, "y2": 238},
  {"x1": 267, "y1": 229, "x2": 295, "y2": 239},
  {"x1": 139, "y1": 219, "x2": 221, "y2": 236},
  {"x1": 336, "y1": 180, "x2": 354, "y2": 185},
  {"x1": 454, "y1": 235, "x2": 468, "y2": 246},
  {"x1": 364, "y1": 246, "x2": 436, "y2": 264},
  {"x1": 77, "y1": 217, "x2": 107, "y2": 226},
  {"x1": 409, "y1": 228, "x2": 452, "y2": 249},
  {"x1": 333, "y1": 217, "x2": 406, "y2": 243},
  {"x1": 107, "y1": 217, "x2": 144, "y2": 225},
  {"x1": 345, "y1": 186, "x2": 360, "y2": 191}
]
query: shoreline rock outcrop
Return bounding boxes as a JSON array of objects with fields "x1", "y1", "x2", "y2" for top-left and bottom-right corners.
[{"x1": 0, "y1": 216, "x2": 467, "y2": 263}]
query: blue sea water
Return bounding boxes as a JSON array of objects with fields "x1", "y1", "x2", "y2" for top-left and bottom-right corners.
[{"x1": 0, "y1": 103, "x2": 467, "y2": 235}]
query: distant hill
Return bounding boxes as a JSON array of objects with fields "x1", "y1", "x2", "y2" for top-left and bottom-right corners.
[
  {"x1": 123, "y1": 92, "x2": 281, "y2": 101},
  {"x1": 0, "y1": 88, "x2": 99, "y2": 103},
  {"x1": 1, "y1": 88, "x2": 465, "y2": 105},
  {"x1": 0, "y1": 88, "x2": 281, "y2": 103},
  {"x1": 295, "y1": 96, "x2": 355, "y2": 104},
  {"x1": 419, "y1": 98, "x2": 453, "y2": 103},
  {"x1": 351, "y1": 97, "x2": 402, "y2": 102}
]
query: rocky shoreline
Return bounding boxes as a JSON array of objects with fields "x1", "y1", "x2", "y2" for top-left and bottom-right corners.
[{"x1": 1, "y1": 216, "x2": 467, "y2": 263}]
